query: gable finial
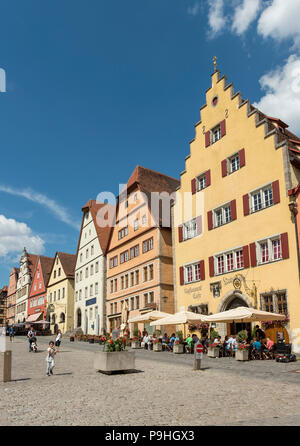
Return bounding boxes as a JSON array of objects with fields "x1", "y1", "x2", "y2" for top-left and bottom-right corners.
[{"x1": 213, "y1": 56, "x2": 217, "y2": 72}]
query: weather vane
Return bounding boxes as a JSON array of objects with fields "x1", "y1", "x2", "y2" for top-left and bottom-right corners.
[{"x1": 213, "y1": 56, "x2": 217, "y2": 72}]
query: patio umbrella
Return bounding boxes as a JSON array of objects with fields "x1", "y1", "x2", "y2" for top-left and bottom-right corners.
[
  {"x1": 150, "y1": 311, "x2": 209, "y2": 337},
  {"x1": 204, "y1": 306, "x2": 286, "y2": 323},
  {"x1": 128, "y1": 310, "x2": 172, "y2": 324}
]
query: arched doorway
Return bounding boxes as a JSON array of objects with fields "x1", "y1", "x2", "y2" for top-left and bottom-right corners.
[
  {"x1": 76, "y1": 308, "x2": 81, "y2": 328},
  {"x1": 219, "y1": 291, "x2": 251, "y2": 338}
]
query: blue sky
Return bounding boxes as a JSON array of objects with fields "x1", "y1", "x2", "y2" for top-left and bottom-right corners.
[{"x1": 0, "y1": 0, "x2": 300, "y2": 284}]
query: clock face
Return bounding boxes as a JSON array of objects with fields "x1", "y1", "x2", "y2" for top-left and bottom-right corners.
[{"x1": 233, "y1": 278, "x2": 241, "y2": 289}]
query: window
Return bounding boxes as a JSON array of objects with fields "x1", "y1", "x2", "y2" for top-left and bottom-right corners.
[
  {"x1": 85, "y1": 267, "x2": 88, "y2": 278},
  {"x1": 184, "y1": 262, "x2": 202, "y2": 284},
  {"x1": 54, "y1": 291, "x2": 56, "y2": 302},
  {"x1": 277, "y1": 293, "x2": 287, "y2": 314},
  {"x1": 125, "y1": 274, "x2": 129, "y2": 288},
  {"x1": 58, "y1": 289, "x2": 60, "y2": 300},
  {"x1": 213, "y1": 204, "x2": 231, "y2": 228},
  {"x1": 85, "y1": 287, "x2": 88, "y2": 298},
  {"x1": 130, "y1": 245, "x2": 139, "y2": 259},
  {"x1": 110, "y1": 256, "x2": 118, "y2": 268},
  {"x1": 54, "y1": 271, "x2": 56, "y2": 279},
  {"x1": 76, "y1": 273, "x2": 79, "y2": 283},
  {"x1": 143, "y1": 266, "x2": 148, "y2": 282},
  {"x1": 135, "y1": 270, "x2": 139, "y2": 285},
  {"x1": 62, "y1": 288, "x2": 65, "y2": 299},
  {"x1": 263, "y1": 295, "x2": 273, "y2": 313},
  {"x1": 80, "y1": 270, "x2": 82, "y2": 281},
  {"x1": 58, "y1": 268, "x2": 61, "y2": 276},
  {"x1": 130, "y1": 297, "x2": 134, "y2": 311},
  {"x1": 183, "y1": 218, "x2": 197, "y2": 240},
  {"x1": 90, "y1": 264, "x2": 94, "y2": 275},
  {"x1": 95, "y1": 262, "x2": 99, "y2": 273},
  {"x1": 143, "y1": 241, "x2": 147, "y2": 253},
  {"x1": 114, "y1": 279, "x2": 117, "y2": 292},
  {"x1": 212, "y1": 124, "x2": 221, "y2": 143},
  {"x1": 134, "y1": 219, "x2": 139, "y2": 231},
  {"x1": 135, "y1": 296, "x2": 139, "y2": 310},
  {"x1": 95, "y1": 282, "x2": 98, "y2": 294},
  {"x1": 142, "y1": 215, "x2": 147, "y2": 225},
  {"x1": 215, "y1": 248, "x2": 244, "y2": 276},
  {"x1": 80, "y1": 253, "x2": 83, "y2": 263},
  {"x1": 110, "y1": 280, "x2": 114, "y2": 293},
  {"x1": 250, "y1": 185, "x2": 273, "y2": 213},
  {"x1": 91, "y1": 245, "x2": 94, "y2": 256},
  {"x1": 118, "y1": 226, "x2": 128, "y2": 239},
  {"x1": 197, "y1": 174, "x2": 206, "y2": 191},
  {"x1": 37, "y1": 271, "x2": 40, "y2": 279},
  {"x1": 257, "y1": 237, "x2": 282, "y2": 265},
  {"x1": 110, "y1": 303, "x2": 113, "y2": 315},
  {"x1": 130, "y1": 272, "x2": 135, "y2": 287},
  {"x1": 79, "y1": 289, "x2": 82, "y2": 300},
  {"x1": 149, "y1": 264, "x2": 154, "y2": 280},
  {"x1": 121, "y1": 276, "x2": 124, "y2": 290},
  {"x1": 230, "y1": 154, "x2": 240, "y2": 173},
  {"x1": 149, "y1": 238, "x2": 153, "y2": 250},
  {"x1": 86, "y1": 248, "x2": 89, "y2": 259}
]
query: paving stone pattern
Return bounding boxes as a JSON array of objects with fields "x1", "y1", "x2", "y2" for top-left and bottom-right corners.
[{"x1": 0, "y1": 337, "x2": 300, "y2": 426}]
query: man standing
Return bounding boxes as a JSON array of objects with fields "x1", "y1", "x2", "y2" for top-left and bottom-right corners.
[
  {"x1": 27, "y1": 326, "x2": 35, "y2": 352},
  {"x1": 255, "y1": 325, "x2": 265, "y2": 341}
]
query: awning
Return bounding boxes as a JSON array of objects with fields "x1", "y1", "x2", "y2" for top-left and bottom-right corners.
[
  {"x1": 128, "y1": 310, "x2": 172, "y2": 324},
  {"x1": 26, "y1": 312, "x2": 43, "y2": 323},
  {"x1": 204, "y1": 306, "x2": 286, "y2": 323}
]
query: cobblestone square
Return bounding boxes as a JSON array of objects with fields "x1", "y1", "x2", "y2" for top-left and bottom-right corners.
[{"x1": 0, "y1": 337, "x2": 300, "y2": 426}]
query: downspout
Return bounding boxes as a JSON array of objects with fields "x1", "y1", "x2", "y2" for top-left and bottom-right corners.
[{"x1": 289, "y1": 197, "x2": 300, "y2": 280}]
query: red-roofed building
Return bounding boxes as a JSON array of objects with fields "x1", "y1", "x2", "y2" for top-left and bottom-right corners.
[
  {"x1": 74, "y1": 200, "x2": 114, "y2": 335},
  {"x1": 27, "y1": 255, "x2": 54, "y2": 323}
]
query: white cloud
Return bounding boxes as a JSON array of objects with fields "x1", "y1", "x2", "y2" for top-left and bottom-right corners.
[
  {"x1": 208, "y1": 0, "x2": 227, "y2": 36},
  {"x1": 257, "y1": 0, "x2": 300, "y2": 50},
  {"x1": 0, "y1": 214, "x2": 45, "y2": 257},
  {"x1": 232, "y1": 0, "x2": 261, "y2": 35},
  {"x1": 254, "y1": 54, "x2": 300, "y2": 135},
  {"x1": 0, "y1": 185, "x2": 80, "y2": 230},
  {"x1": 188, "y1": 2, "x2": 200, "y2": 17}
]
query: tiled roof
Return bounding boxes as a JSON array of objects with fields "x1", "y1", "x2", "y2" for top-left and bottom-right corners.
[
  {"x1": 81, "y1": 200, "x2": 115, "y2": 255},
  {"x1": 27, "y1": 254, "x2": 39, "y2": 280},
  {"x1": 0, "y1": 286, "x2": 8, "y2": 294},
  {"x1": 126, "y1": 165, "x2": 179, "y2": 195},
  {"x1": 39, "y1": 256, "x2": 55, "y2": 287},
  {"x1": 57, "y1": 252, "x2": 77, "y2": 278}
]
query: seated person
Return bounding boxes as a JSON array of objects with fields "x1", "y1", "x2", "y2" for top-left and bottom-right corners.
[
  {"x1": 185, "y1": 334, "x2": 193, "y2": 353},
  {"x1": 252, "y1": 338, "x2": 262, "y2": 358},
  {"x1": 213, "y1": 336, "x2": 221, "y2": 346},
  {"x1": 168, "y1": 333, "x2": 176, "y2": 351},
  {"x1": 266, "y1": 337, "x2": 274, "y2": 351},
  {"x1": 226, "y1": 335, "x2": 234, "y2": 353},
  {"x1": 222, "y1": 336, "x2": 229, "y2": 356},
  {"x1": 231, "y1": 335, "x2": 238, "y2": 355},
  {"x1": 142, "y1": 332, "x2": 150, "y2": 349}
]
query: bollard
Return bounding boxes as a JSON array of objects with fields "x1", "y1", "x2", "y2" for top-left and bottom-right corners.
[
  {"x1": 193, "y1": 342, "x2": 203, "y2": 371},
  {"x1": 1, "y1": 350, "x2": 12, "y2": 382}
]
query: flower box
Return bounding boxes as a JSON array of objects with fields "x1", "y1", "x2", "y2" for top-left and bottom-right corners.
[
  {"x1": 94, "y1": 351, "x2": 135, "y2": 374},
  {"x1": 236, "y1": 349, "x2": 249, "y2": 361},
  {"x1": 207, "y1": 347, "x2": 219, "y2": 358},
  {"x1": 173, "y1": 344, "x2": 184, "y2": 354},
  {"x1": 153, "y1": 342, "x2": 162, "y2": 352},
  {"x1": 131, "y1": 340, "x2": 141, "y2": 349}
]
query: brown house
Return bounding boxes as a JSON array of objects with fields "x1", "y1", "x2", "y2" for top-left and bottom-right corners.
[{"x1": 106, "y1": 166, "x2": 179, "y2": 335}]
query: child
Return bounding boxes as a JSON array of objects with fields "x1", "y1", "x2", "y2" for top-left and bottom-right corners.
[{"x1": 46, "y1": 341, "x2": 57, "y2": 376}]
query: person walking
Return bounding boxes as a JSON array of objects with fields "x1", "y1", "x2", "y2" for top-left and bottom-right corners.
[
  {"x1": 8, "y1": 326, "x2": 15, "y2": 342},
  {"x1": 46, "y1": 341, "x2": 57, "y2": 376},
  {"x1": 55, "y1": 330, "x2": 62, "y2": 351}
]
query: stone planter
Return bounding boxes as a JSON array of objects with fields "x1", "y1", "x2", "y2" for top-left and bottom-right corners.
[
  {"x1": 173, "y1": 344, "x2": 184, "y2": 354},
  {"x1": 153, "y1": 342, "x2": 162, "y2": 352},
  {"x1": 94, "y1": 351, "x2": 135, "y2": 374},
  {"x1": 131, "y1": 341, "x2": 141, "y2": 349},
  {"x1": 236, "y1": 349, "x2": 249, "y2": 361},
  {"x1": 207, "y1": 347, "x2": 219, "y2": 358}
]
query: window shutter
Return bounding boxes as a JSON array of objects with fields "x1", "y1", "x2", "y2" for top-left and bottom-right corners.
[
  {"x1": 250, "y1": 243, "x2": 257, "y2": 267},
  {"x1": 221, "y1": 159, "x2": 227, "y2": 177},
  {"x1": 281, "y1": 233, "x2": 289, "y2": 259},
  {"x1": 209, "y1": 256, "x2": 214, "y2": 277},
  {"x1": 178, "y1": 225, "x2": 183, "y2": 243},
  {"x1": 272, "y1": 180, "x2": 280, "y2": 204},
  {"x1": 243, "y1": 246, "x2": 250, "y2": 268},
  {"x1": 220, "y1": 119, "x2": 226, "y2": 137},
  {"x1": 243, "y1": 194, "x2": 250, "y2": 216},
  {"x1": 205, "y1": 170, "x2": 211, "y2": 187},
  {"x1": 200, "y1": 260, "x2": 205, "y2": 281},
  {"x1": 230, "y1": 200, "x2": 237, "y2": 221},
  {"x1": 179, "y1": 266, "x2": 184, "y2": 286},
  {"x1": 205, "y1": 131, "x2": 211, "y2": 147},
  {"x1": 197, "y1": 216, "x2": 202, "y2": 236},
  {"x1": 207, "y1": 210, "x2": 213, "y2": 231},
  {"x1": 239, "y1": 148, "x2": 245, "y2": 167},
  {"x1": 191, "y1": 178, "x2": 196, "y2": 195}
]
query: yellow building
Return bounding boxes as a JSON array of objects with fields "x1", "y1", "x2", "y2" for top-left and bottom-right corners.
[
  {"x1": 47, "y1": 252, "x2": 76, "y2": 334},
  {"x1": 173, "y1": 68, "x2": 300, "y2": 352}
]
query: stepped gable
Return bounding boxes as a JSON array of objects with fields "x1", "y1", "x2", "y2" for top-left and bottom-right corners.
[
  {"x1": 180, "y1": 69, "x2": 300, "y2": 184},
  {"x1": 81, "y1": 200, "x2": 115, "y2": 256},
  {"x1": 57, "y1": 252, "x2": 76, "y2": 278}
]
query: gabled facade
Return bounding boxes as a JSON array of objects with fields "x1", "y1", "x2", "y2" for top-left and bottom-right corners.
[
  {"x1": 173, "y1": 69, "x2": 300, "y2": 352},
  {"x1": 47, "y1": 252, "x2": 76, "y2": 334},
  {"x1": 0, "y1": 286, "x2": 8, "y2": 327},
  {"x1": 106, "y1": 166, "x2": 179, "y2": 335},
  {"x1": 15, "y1": 248, "x2": 38, "y2": 323},
  {"x1": 27, "y1": 256, "x2": 54, "y2": 323},
  {"x1": 74, "y1": 200, "x2": 113, "y2": 335},
  {"x1": 6, "y1": 268, "x2": 19, "y2": 326}
]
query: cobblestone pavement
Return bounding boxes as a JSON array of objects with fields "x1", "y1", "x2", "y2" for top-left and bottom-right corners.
[{"x1": 0, "y1": 336, "x2": 300, "y2": 426}]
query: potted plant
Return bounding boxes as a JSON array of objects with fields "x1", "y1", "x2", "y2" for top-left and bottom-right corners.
[
  {"x1": 153, "y1": 338, "x2": 162, "y2": 352},
  {"x1": 131, "y1": 336, "x2": 141, "y2": 349},
  {"x1": 207, "y1": 343, "x2": 219, "y2": 358},
  {"x1": 236, "y1": 344, "x2": 249, "y2": 361},
  {"x1": 173, "y1": 340, "x2": 184, "y2": 354},
  {"x1": 94, "y1": 337, "x2": 135, "y2": 374}
]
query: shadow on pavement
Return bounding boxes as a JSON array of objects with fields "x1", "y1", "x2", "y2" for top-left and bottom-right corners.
[{"x1": 97, "y1": 369, "x2": 144, "y2": 376}]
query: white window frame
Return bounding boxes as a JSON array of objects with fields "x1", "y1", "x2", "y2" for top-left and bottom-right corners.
[
  {"x1": 256, "y1": 235, "x2": 282, "y2": 265},
  {"x1": 197, "y1": 173, "x2": 206, "y2": 192},
  {"x1": 211, "y1": 124, "x2": 221, "y2": 143},
  {"x1": 214, "y1": 247, "x2": 244, "y2": 276},
  {"x1": 250, "y1": 183, "x2": 274, "y2": 214},
  {"x1": 183, "y1": 218, "x2": 197, "y2": 241},
  {"x1": 184, "y1": 261, "x2": 202, "y2": 284},
  {"x1": 229, "y1": 153, "x2": 240, "y2": 173},
  {"x1": 213, "y1": 202, "x2": 231, "y2": 228}
]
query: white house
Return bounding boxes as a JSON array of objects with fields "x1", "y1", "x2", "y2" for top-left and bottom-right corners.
[
  {"x1": 15, "y1": 248, "x2": 38, "y2": 323},
  {"x1": 74, "y1": 200, "x2": 113, "y2": 335}
]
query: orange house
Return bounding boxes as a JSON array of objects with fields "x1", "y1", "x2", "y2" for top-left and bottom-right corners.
[
  {"x1": 6, "y1": 268, "x2": 19, "y2": 326},
  {"x1": 27, "y1": 256, "x2": 54, "y2": 323},
  {"x1": 106, "y1": 166, "x2": 179, "y2": 335}
]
